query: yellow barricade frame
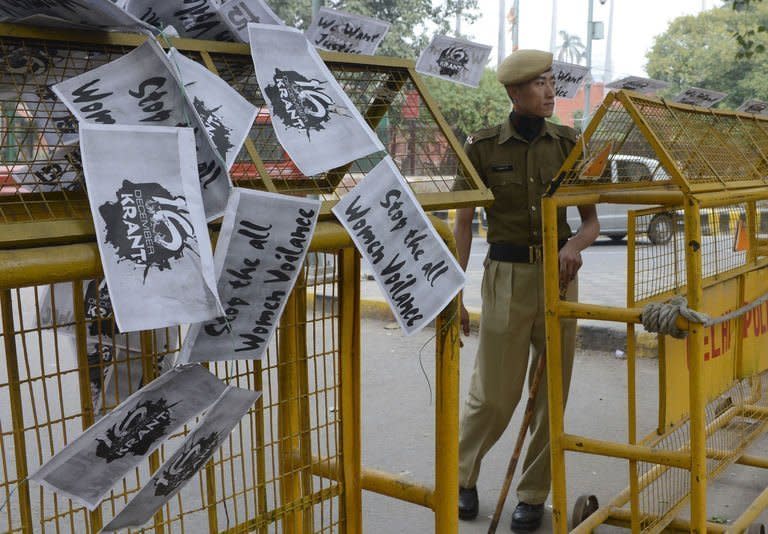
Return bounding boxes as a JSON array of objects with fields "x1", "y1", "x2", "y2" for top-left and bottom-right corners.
[{"x1": 544, "y1": 90, "x2": 768, "y2": 533}]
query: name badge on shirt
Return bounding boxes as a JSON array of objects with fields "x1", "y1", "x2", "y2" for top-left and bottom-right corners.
[{"x1": 491, "y1": 163, "x2": 514, "y2": 172}]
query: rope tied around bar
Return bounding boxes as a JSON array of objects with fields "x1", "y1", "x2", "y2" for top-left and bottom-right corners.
[
  {"x1": 641, "y1": 289, "x2": 768, "y2": 339},
  {"x1": 641, "y1": 296, "x2": 710, "y2": 339}
]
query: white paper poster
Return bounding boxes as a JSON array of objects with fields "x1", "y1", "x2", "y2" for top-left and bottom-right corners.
[
  {"x1": 124, "y1": 0, "x2": 236, "y2": 41},
  {"x1": 179, "y1": 188, "x2": 320, "y2": 363},
  {"x1": 551, "y1": 61, "x2": 589, "y2": 99},
  {"x1": 168, "y1": 48, "x2": 257, "y2": 168},
  {"x1": 305, "y1": 7, "x2": 390, "y2": 55},
  {"x1": 332, "y1": 157, "x2": 465, "y2": 335},
  {"x1": 79, "y1": 123, "x2": 222, "y2": 332},
  {"x1": 673, "y1": 87, "x2": 728, "y2": 108},
  {"x1": 52, "y1": 39, "x2": 232, "y2": 220},
  {"x1": 415, "y1": 35, "x2": 491, "y2": 88},
  {"x1": 30, "y1": 364, "x2": 227, "y2": 510},
  {"x1": 102, "y1": 385, "x2": 260, "y2": 531},
  {"x1": 248, "y1": 23, "x2": 385, "y2": 176},
  {"x1": 0, "y1": 0, "x2": 151, "y2": 31},
  {"x1": 606, "y1": 76, "x2": 670, "y2": 94},
  {"x1": 218, "y1": 0, "x2": 283, "y2": 42},
  {"x1": 737, "y1": 99, "x2": 768, "y2": 115}
]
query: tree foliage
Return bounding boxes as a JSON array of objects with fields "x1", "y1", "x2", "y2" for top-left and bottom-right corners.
[
  {"x1": 423, "y1": 68, "x2": 511, "y2": 141},
  {"x1": 730, "y1": 0, "x2": 767, "y2": 58},
  {"x1": 269, "y1": 0, "x2": 479, "y2": 59},
  {"x1": 645, "y1": 3, "x2": 768, "y2": 108}
]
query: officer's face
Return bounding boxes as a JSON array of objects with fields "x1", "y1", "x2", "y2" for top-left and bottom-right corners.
[{"x1": 506, "y1": 70, "x2": 556, "y2": 118}]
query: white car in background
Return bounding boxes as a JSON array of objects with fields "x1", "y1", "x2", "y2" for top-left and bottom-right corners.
[{"x1": 566, "y1": 155, "x2": 675, "y2": 244}]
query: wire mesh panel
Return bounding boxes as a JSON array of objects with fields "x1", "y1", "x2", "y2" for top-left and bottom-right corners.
[
  {"x1": 557, "y1": 91, "x2": 768, "y2": 194},
  {"x1": 630, "y1": 204, "x2": 750, "y2": 305},
  {"x1": 633, "y1": 375, "x2": 768, "y2": 533},
  {"x1": 557, "y1": 96, "x2": 675, "y2": 189},
  {"x1": 0, "y1": 26, "x2": 487, "y2": 245},
  {"x1": 0, "y1": 249, "x2": 346, "y2": 533}
]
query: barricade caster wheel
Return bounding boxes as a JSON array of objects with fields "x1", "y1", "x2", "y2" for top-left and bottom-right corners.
[
  {"x1": 570, "y1": 494, "x2": 599, "y2": 528},
  {"x1": 747, "y1": 523, "x2": 766, "y2": 534}
]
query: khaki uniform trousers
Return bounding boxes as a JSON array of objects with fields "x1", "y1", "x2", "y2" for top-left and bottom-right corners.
[{"x1": 458, "y1": 258, "x2": 577, "y2": 505}]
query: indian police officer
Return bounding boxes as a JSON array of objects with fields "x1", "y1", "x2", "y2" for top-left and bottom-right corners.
[{"x1": 453, "y1": 49, "x2": 599, "y2": 531}]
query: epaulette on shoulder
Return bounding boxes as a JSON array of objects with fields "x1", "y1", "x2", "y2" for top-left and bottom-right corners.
[{"x1": 465, "y1": 125, "x2": 500, "y2": 146}]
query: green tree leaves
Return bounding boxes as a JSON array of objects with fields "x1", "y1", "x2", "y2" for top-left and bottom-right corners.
[
  {"x1": 645, "y1": 3, "x2": 768, "y2": 108},
  {"x1": 423, "y1": 68, "x2": 511, "y2": 141}
]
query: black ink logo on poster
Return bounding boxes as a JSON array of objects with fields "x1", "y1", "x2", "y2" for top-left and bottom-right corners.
[
  {"x1": 265, "y1": 69, "x2": 336, "y2": 139},
  {"x1": 95, "y1": 398, "x2": 178, "y2": 463},
  {"x1": 99, "y1": 180, "x2": 197, "y2": 280},
  {"x1": 193, "y1": 96, "x2": 234, "y2": 158},
  {"x1": 436, "y1": 46, "x2": 469, "y2": 77},
  {"x1": 154, "y1": 431, "x2": 220, "y2": 496},
  {"x1": 85, "y1": 279, "x2": 119, "y2": 336}
]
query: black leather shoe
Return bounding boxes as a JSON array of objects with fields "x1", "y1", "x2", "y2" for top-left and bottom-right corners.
[
  {"x1": 510, "y1": 502, "x2": 544, "y2": 532},
  {"x1": 458, "y1": 486, "x2": 478, "y2": 520}
]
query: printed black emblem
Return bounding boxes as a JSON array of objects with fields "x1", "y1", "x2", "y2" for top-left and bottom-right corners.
[
  {"x1": 153, "y1": 432, "x2": 220, "y2": 496},
  {"x1": 192, "y1": 96, "x2": 234, "y2": 158},
  {"x1": 85, "y1": 279, "x2": 119, "y2": 337},
  {"x1": 264, "y1": 69, "x2": 336, "y2": 139},
  {"x1": 3, "y1": 45, "x2": 59, "y2": 75},
  {"x1": 95, "y1": 398, "x2": 178, "y2": 463},
  {"x1": 98, "y1": 180, "x2": 197, "y2": 280},
  {"x1": 436, "y1": 46, "x2": 469, "y2": 77}
]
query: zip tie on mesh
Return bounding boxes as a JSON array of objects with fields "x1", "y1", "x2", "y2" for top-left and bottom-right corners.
[{"x1": 642, "y1": 289, "x2": 768, "y2": 339}]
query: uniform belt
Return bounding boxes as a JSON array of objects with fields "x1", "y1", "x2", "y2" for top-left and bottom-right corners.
[{"x1": 488, "y1": 240, "x2": 569, "y2": 264}]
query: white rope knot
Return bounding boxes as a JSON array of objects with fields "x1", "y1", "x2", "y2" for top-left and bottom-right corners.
[{"x1": 641, "y1": 296, "x2": 710, "y2": 339}]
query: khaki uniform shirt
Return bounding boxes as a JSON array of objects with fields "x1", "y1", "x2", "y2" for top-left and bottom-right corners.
[{"x1": 459, "y1": 118, "x2": 578, "y2": 246}]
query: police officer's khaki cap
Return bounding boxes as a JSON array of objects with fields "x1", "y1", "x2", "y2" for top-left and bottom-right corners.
[{"x1": 496, "y1": 49, "x2": 553, "y2": 86}]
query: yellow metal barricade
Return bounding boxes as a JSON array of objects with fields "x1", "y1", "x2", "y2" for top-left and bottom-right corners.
[
  {"x1": 543, "y1": 90, "x2": 768, "y2": 533},
  {"x1": 0, "y1": 24, "x2": 481, "y2": 534}
]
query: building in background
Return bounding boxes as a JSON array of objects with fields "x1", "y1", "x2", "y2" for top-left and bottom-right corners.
[{"x1": 555, "y1": 82, "x2": 606, "y2": 128}]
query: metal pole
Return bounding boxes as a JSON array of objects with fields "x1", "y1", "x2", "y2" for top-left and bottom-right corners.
[
  {"x1": 311, "y1": 0, "x2": 321, "y2": 18},
  {"x1": 511, "y1": 0, "x2": 519, "y2": 51},
  {"x1": 550, "y1": 0, "x2": 558, "y2": 53},
  {"x1": 583, "y1": 0, "x2": 594, "y2": 128},
  {"x1": 604, "y1": 0, "x2": 614, "y2": 82},
  {"x1": 497, "y1": 0, "x2": 506, "y2": 67},
  {"x1": 456, "y1": 0, "x2": 462, "y2": 36}
]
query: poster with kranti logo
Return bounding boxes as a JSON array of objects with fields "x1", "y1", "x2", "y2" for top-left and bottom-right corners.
[
  {"x1": 218, "y1": 0, "x2": 283, "y2": 42},
  {"x1": 332, "y1": 157, "x2": 465, "y2": 335},
  {"x1": 178, "y1": 188, "x2": 320, "y2": 364},
  {"x1": 167, "y1": 48, "x2": 257, "y2": 168},
  {"x1": 52, "y1": 39, "x2": 232, "y2": 220},
  {"x1": 304, "y1": 7, "x2": 390, "y2": 55},
  {"x1": 102, "y1": 385, "x2": 261, "y2": 531},
  {"x1": 79, "y1": 123, "x2": 222, "y2": 333},
  {"x1": 415, "y1": 35, "x2": 491, "y2": 88},
  {"x1": 29, "y1": 364, "x2": 227, "y2": 510},
  {"x1": 248, "y1": 23, "x2": 385, "y2": 176}
]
